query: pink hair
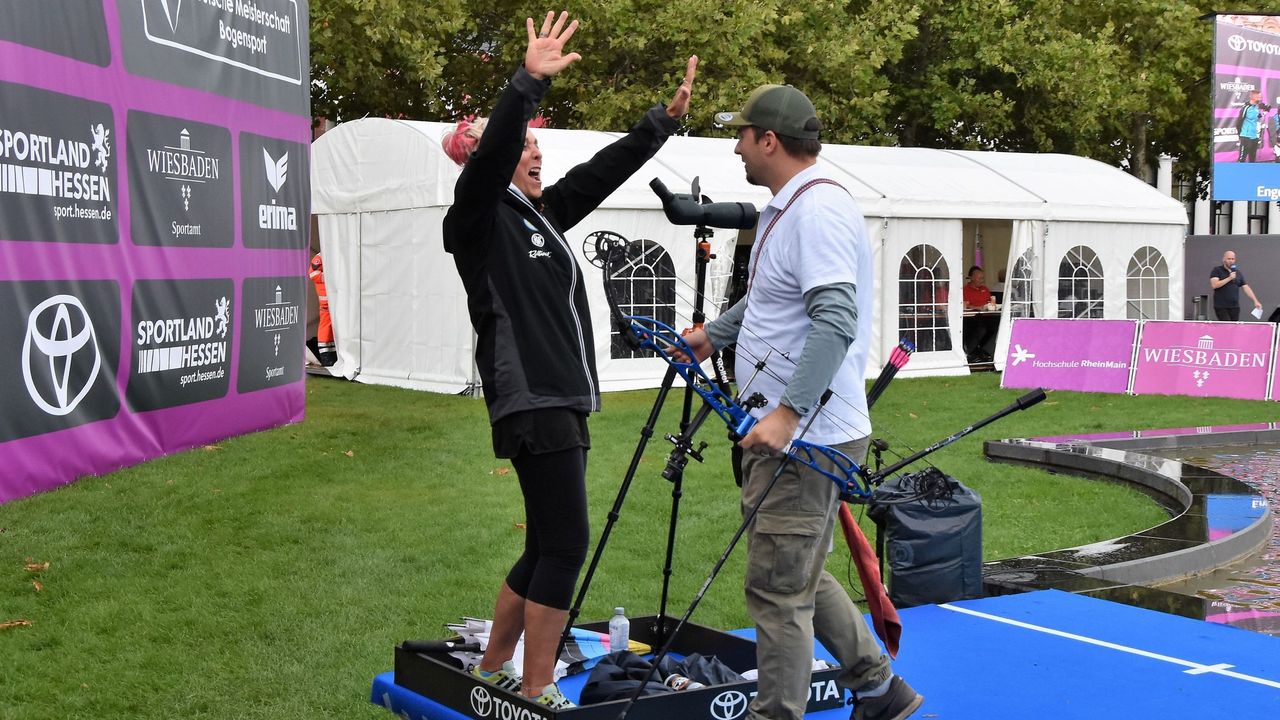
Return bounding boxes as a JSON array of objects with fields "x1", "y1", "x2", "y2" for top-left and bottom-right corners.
[
  {"x1": 440, "y1": 114, "x2": 550, "y2": 166},
  {"x1": 441, "y1": 115, "x2": 487, "y2": 166}
]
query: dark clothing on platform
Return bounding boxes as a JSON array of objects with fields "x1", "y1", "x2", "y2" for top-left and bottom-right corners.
[{"x1": 443, "y1": 67, "x2": 679, "y2": 426}]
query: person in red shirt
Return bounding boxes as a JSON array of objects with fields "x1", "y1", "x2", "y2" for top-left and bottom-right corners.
[
  {"x1": 962, "y1": 266, "x2": 994, "y2": 310},
  {"x1": 962, "y1": 266, "x2": 997, "y2": 364}
]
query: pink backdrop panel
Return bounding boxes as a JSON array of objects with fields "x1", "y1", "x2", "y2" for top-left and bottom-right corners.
[
  {"x1": 1001, "y1": 319, "x2": 1137, "y2": 394},
  {"x1": 1132, "y1": 321, "x2": 1275, "y2": 401}
]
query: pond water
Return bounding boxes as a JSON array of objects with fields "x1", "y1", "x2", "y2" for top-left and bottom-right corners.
[{"x1": 1155, "y1": 445, "x2": 1280, "y2": 636}]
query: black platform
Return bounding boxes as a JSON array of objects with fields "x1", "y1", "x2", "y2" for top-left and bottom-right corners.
[{"x1": 394, "y1": 615, "x2": 845, "y2": 720}]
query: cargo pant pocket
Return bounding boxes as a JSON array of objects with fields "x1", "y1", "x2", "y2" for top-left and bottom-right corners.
[{"x1": 747, "y1": 510, "x2": 826, "y2": 595}]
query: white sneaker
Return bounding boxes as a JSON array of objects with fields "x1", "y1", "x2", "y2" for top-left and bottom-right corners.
[{"x1": 531, "y1": 683, "x2": 575, "y2": 709}]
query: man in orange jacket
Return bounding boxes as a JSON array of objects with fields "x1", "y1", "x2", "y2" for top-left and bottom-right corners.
[{"x1": 309, "y1": 253, "x2": 336, "y2": 366}]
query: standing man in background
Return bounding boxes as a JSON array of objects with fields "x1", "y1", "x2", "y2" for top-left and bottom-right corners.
[{"x1": 1210, "y1": 249, "x2": 1262, "y2": 321}]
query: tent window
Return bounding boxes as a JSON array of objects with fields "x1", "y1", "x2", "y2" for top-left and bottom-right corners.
[
  {"x1": 1057, "y1": 245, "x2": 1103, "y2": 319},
  {"x1": 898, "y1": 244, "x2": 952, "y2": 353},
  {"x1": 1126, "y1": 246, "x2": 1170, "y2": 320},
  {"x1": 1009, "y1": 248, "x2": 1036, "y2": 319},
  {"x1": 608, "y1": 238, "x2": 677, "y2": 359}
]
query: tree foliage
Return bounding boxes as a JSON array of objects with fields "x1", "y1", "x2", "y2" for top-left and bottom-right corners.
[{"x1": 310, "y1": 0, "x2": 1272, "y2": 186}]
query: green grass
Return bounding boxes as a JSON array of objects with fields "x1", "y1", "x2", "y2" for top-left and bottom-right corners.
[{"x1": 0, "y1": 374, "x2": 1274, "y2": 719}]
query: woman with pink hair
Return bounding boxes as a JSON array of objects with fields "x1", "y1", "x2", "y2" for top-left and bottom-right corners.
[
  {"x1": 441, "y1": 10, "x2": 697, "y2": 709},
  {"x1": 441, "y1": 116, "x2": 487, "y2": 166}
]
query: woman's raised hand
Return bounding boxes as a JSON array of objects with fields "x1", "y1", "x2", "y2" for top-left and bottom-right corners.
[{"x1": 525, "y1": 11, "x2": 581, "y2": 80}]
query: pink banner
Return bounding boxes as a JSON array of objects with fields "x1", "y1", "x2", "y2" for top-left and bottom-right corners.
[
  {"x1": 1001, "y1": 319, "x2": 1137, "y2": 393},
  {"x1": 1132, "y1": 322, "x2": 1276, "y2": 401},
  {"x1": 0, "y1": 2, "x2": 310, "y2": 503},
  {"x1": 1274, "y1": 332, "x2": 1279, "y2": 402}
]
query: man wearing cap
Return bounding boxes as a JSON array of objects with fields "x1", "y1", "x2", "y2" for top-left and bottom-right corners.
[{"x1": 683, "y1": 86, "x2": 923, "y2": 720}]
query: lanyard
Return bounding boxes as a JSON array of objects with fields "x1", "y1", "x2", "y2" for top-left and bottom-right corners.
[{"x1": 747, "y1": 178, "x2": 846, "y2": 293}]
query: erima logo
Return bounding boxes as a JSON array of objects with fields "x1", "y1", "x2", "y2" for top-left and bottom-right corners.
[
  {"x1": 22, "y1": 294, "x2": 103, "y2": 417},
  {"x1": 160, "y1": 0, "x2": 183, "y2": 33},
  {"x1": 258, "y1": 148, "x2": 297, "y2": 230},
  {"x1": 264, "y1": 149, "x2": 287, "y2": 193}
]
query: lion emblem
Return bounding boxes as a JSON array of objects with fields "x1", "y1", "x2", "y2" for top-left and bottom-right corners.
[
  {"x1": 214, "y1": 296, "x2": 230, "y2": 338},
  {"x1": 90, "y1": 124, "x2": 111, "y2": 173}
]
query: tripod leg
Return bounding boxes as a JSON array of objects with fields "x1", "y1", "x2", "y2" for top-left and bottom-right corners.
[
  {"x1": 557, "y1": 365, "x2": 678, "y2": 658},
  {"x1": 655, "y1": 398, "x2": 718, "y2": 644},
  {"x1": 617, "y1": 452, "x2": 799, "y2": 720}
]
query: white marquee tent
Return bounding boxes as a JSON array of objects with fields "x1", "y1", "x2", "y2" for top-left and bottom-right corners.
[{"x1": 311, "y1": 119, "x2": 1188, "y2": 393}]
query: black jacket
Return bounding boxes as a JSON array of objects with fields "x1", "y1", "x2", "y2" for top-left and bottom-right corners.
[{"x1": 443, "y1": 67, "x2": 678, "y2": 423}]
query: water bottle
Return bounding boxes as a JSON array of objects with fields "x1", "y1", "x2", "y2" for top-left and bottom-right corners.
[{"x1": 608, "y1": 607, "x2": 630, "y2": 652}]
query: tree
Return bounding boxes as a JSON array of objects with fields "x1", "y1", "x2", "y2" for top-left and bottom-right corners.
[
  {"x1": 310, "y1": 0, "x2": 466, "y2": 121},
  {"x1": 1053, "y1": 2, "x2": 1211, "y2": 187},
  {"x1": 878, "y1": 1, "x2": 1215, "y2": 185},
  {"x1": 310, "y1": 0, "x2": 1229, "y2": 188},
  {"x1": 879, "y1": 0, "x2": 1128, "y2": 153}
]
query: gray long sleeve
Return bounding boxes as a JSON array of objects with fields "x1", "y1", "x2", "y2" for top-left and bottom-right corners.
[
  {"x1": 703, "y1": 283, "x2": 859, "y2": 417},
  {"x1": 780, "y1": 282, "x2": 858, "y2": 416},
  {"x1": 705, "y1": 297, "x2": 746, "y2": 349}
]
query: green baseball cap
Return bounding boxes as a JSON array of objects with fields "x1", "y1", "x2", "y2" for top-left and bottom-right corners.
[{"x1": 715, "y1": 84, "x2": 821, "y2": 140}]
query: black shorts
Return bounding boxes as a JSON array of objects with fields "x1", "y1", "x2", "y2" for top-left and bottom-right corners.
[{"x1": 492, "y1": 407, "x2": 590, "y2": 459}]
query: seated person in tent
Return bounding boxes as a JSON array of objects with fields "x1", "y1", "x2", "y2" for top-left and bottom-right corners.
[
  {"x1": 962, "y1": 266, "x2": 997, "y2": 363},
  {"x1": 990, "y1": 268, "x2": 1006, "y2": 304},
  {"x1": 439, "y1": 10, "x2": 698, "y2": 710}
]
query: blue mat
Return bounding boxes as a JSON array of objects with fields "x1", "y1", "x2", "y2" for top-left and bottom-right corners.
[{"x1": 372, "y1": 590, "x2": 1280, "y2": 719}]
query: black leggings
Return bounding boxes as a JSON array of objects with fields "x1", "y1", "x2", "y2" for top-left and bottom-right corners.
[{"x1": 505, "y1": 447, "x2": 590, "y2": 609}]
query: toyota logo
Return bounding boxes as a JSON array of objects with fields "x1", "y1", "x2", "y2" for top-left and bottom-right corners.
[
  {"x1": 710, "y1": 690, "x2": 748, "y2": 720},
  {"x1": 470, "y1": 685, "x2": 493, "y2": 717},
  {"x1": 1229, "y1": 34, "x2": 1247, "y2": 52},
  {"x1": 22, "y1": 294, "x2": 102, "y2": 416}
]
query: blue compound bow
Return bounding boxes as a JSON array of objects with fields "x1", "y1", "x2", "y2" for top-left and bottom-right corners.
[{"x1": 593, "y1": 231, "x2": 874, "y2": 501}]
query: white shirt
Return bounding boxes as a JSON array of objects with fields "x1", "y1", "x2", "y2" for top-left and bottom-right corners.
[{"x1": 737, "y1": 165, "x2": 873, "y2": 444}]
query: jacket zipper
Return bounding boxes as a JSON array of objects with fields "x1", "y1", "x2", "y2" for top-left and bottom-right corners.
[{"x1": 508, "y1": 189, "x2": 599, "y2": 411}]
